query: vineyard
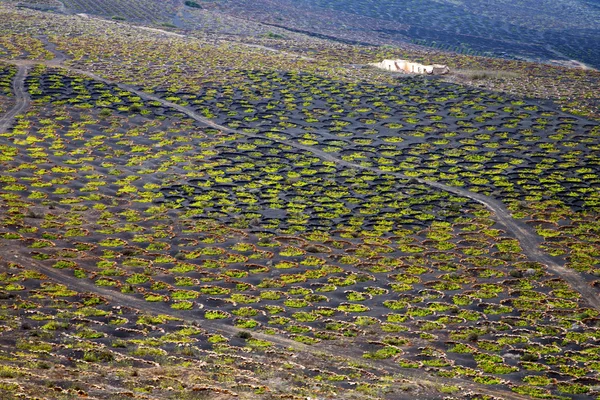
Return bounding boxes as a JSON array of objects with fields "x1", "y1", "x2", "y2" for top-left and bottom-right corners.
[
  {"x1": 59, "y1": 0, "x2": 179, "y2": 23},
  {"x1": 220, "y1": 0, "x2": 600, "y2": 68},
  {"x1": 0, "y1": 2, "x2": 600, "y2": 399}
]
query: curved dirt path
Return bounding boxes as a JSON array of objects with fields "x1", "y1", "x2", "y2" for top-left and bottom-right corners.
[
  {"x1": 544, "y1": 44, "x2": 597, "y2": 71},
  {"x1": 38, "y1": 36, "x2": 68, "y2": 65},
  {"x1": 0, "y1": 65, "x2": 30, "y2": 134},
  {"x1": 424, "y1": 181, "x2": 600, "y2": 310}
]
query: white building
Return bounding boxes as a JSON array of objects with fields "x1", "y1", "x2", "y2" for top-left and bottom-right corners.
[{"x1": 370, "y1": 59, "x2": 450, "y2": 75}]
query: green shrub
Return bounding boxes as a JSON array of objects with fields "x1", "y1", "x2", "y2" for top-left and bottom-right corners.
[
  {"x1": 126, "y1": 273, "x2": 149, "y2": 285},
  {"x1": 0, "y1": 366, "x2": 23, "y2": 378},
  {"x1": 171, "y1": 301, "x2": 194, "y2": 310},
  {"x1": 205, "y1": 310, "x2": 229, "y2": 320},
  {"x1": 363, "y1": 346, "x2": 401, "y2": 359},
  {"x1": 184, "y1": 0, "x2": 201, "y2": 8}
]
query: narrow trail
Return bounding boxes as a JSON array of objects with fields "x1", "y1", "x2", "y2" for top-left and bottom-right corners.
[
  {"x1": 0, "y1": 65, "x2": 30, "y2": 134},
  {"x1": 37, "y1": 36, "x2": 68, "y2": 65},
  {"x1": 3, "y1": 54, "x2": 597, "y2": 311},
  {"x1": 544, "y1": 44, "x2": 596, "y2": 71}
]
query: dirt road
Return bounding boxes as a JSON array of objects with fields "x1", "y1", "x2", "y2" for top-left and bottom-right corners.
[{"x1": 0, "y1": 65, "x2": 29, "y2": 134}]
